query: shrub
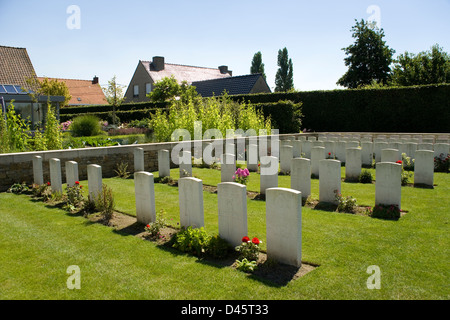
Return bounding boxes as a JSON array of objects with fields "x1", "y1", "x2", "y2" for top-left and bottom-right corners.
[
  {"x1": 70, "y1": 115, "x2": 102, "y2": 137},
  {"x1": 233, "y1": 168, "x2": 250, "y2": 185},
  {"x1": 235, "y1": 258, "x2": 258, "y2": 273},
  {"x1": 144, "y1": 210, "x2": 167, "y2": 239},
  {"x1": 7, "y1": 182, "x2": 30, "y2": 194},
  {"x1": 434, "y1": 153, "x2": 450, "y2": 173},
  {"x1": 114, "y1": 162, "x2": 131, "y2": 179},
  {"x1": 65, "y1": 182, "x2": 84, "y2": 212},
  {"x1": 235, "y1": 236, "x2": 262, "y2": 262},
  {"x1": 358, "y1": 170, "x2": 373, "y2": 184},
  {"x1": 335, "y1": 190, "x2": 357, "y2": 213},
  {"x1": 369, "y1": 204, "x2": 401, "y2": 220},
  {"x1": 93, "y1": 184, "x2": 115, "y2": 221},
  {"x1": 172, "y1": 226, "x2": 211, "y2": 257},
  {"x1": 207, "y1": 235, "x2": 233, "y2": 259},
  {"x1": 402, "y1": 153, "x2": 415, "y2": 171}
]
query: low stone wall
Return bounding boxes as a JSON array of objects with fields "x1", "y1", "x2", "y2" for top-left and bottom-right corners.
[{"x1": 1, "y1": 132, "x2": 448, "y2": 192}]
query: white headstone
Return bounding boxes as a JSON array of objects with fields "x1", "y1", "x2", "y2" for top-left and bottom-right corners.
[
  {"x1": 417, "y1": 143, "x2": 433, "y2": 151},
  {"x1": 405, "y1": 143, "x2": 418, "y2": 160},
  {"x1": 134, "y1": 147, "x2": 145, "y2": 172},
  {"x1": 65, "y1": 161, "x2": 79, "y2": 187},
  {"x1": 433, "y1": 143, "x2": 450, "y2": 158},
  {"x1": 266, "y1": 187, "x2": 302, "y2": 267},
  {"x1": 158, "y1": 149, "x2": 171, "y2": 178},
  {"x1": 32, "y1": 156, "x2": 44, "y2": 185},
  {"x1": 260, "y1": 156, "x2": 278, "y2": 195},
  {"x1": 217, "y1": 182, "x2": 248, "y2": 247},
  {"x1": 311, "y1": 146, "x2": 325, "y2": 177},
  {"x1": 334, "y1": 141, "x2": 346, "y2": 162},
  {"x1": 301, "y1": 140, "x2": 312, "y2": 159},
  {"x1": 178, "y1": 177, "x2": 204, "y2": 229},
  {"x1": 49, "y1": 158, "x2": 63, "y2": 194},
  {"x1": 291, "y1": 158, "x2": 311, "y2": 199},
  {"x1": 374, "y1": 142, "x2": 388, "y2": 163},
  {"x1": 345, "y1": 148, "x2": 362, "y2": 181},
  {"x1": 247, "y1": 144, "x2": 259, "y2": 172},
  {"x1": 361, "y1": 141, "x2": 373, "y2": 166},
  {"x1": 375, "y1": 162, "x2": 401, "y2": 209},
  {"x1": 319, "y1": 159, "x2": 341, "y2": 204},
  {"x1": 221, "y1": 153, "x2": 236, "y2": 183},
  {"x1": 292, "y1": 140, "x2": 302, "y2": 158},
  {"x1": 280, "y1": 145, "x2": 293, "y2": 174},
  {"x1": 324, "y1": 141, "x2": 335, "y2": 158},
  {"x1": 414, "y1": 150, "x2": 434, "y2": 187},
  {"x1": 179, "y1": 151, "x2": 192, "y2": 178},
  {"x1": 87, "y1": 164, "x2": 102, "y2": 201},
  {"x1": 381, "y1": 148, "x2": 401, "y2": 163},
  {"x1": 134, "y1": 171, "x2": 156, "y2": 224}
]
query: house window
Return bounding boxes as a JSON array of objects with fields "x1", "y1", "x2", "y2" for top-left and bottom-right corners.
[
  {"x1": 133, "y1": 85, "x2": 139, "y2": 97},
  {"x1": 145, "y1": 83, "x2": 152, "y2": 95}
]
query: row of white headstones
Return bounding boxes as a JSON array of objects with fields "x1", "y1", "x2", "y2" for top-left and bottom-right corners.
[
  {"x1": 31, "y1": 135, "x2": 448, "y2": 268},
  {"x1": 31, "y1": 153, "x2": 302, "y2": 268}
]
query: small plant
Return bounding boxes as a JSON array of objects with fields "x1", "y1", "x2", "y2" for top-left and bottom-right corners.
[
  {"x1": 334, "y1": 190, "x2": 357, "y2": 213},
  {"x1": 70, "y1": 114, "x2": 103, "y2": 137},
  {"x1": 402, "y1": 153, "x2": 415, "y2": 171},
  {"x1": 145, "y1": 210, "x2": 167, "y2": 239},
  {"x1": 7, "y1": 182, "x2": 30, "y2": 194},
  {"x1": 358, "y1": 170, "x2": 373, "y2": 184},
  {"x1": 235, "y1": 236, "x2": 262, "y2": 262},
  {"x1": 434, "y1": 153, "x2": 450, "y2": 173},
  {"x1": 326, "y1": 152, "x2": 335, "y2": 159},
  {"x1": 369, "y1": 204, "x2": 401, "y2": 220},
  {"x1": 115, "y1": 162, "x2": 131, "y2": 179},
  {"x1": 233, "y1": 168, "x2": 250, "y2": 185},
  {"x1": 172, "y1": 226, "x2": 211, "y2": 257},
  {"x1": 65, "y1": 181, "x2": 84, "y2": 213},
  {"x1": 93, "y1": 184, "x2": 115, "y2": 222},
  {"x1": 397, "y1": 160, "x2": 412, "y2": 186},
  {"x1": 235, "y1": 258, "x2": 258, "y2": 273}
]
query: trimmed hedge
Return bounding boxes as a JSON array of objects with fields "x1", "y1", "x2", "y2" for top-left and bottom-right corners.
[
  {"x1": 60, "y1": 109, "x2": 161, "y2": 123},
  {"x1": 60, "y1": 101, "x2": 168, "y2": 115},
  {"x1": 230, "y1": 84, "x2": 450, "y2": 133},
  {"x1": 254, "y1": 100, "x2": 302, "y2": 134}
]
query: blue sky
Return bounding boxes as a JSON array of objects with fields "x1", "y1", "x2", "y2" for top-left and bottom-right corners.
[{"x1": 1, "y1": 0, "x2": 449, "y2": 92}]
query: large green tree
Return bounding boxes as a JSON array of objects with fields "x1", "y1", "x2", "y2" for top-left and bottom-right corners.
[
  {"x1": 390, "y1": 44, "x2": 450, "y2": 86},
  {"x1": 337, "y1": 19, "x2": 395, "y2": 89},
  {"x1": 250, "y1": 51, "x2": 266, "y2": 80},
  {"x1": 102, "y1": 75, "x2": 126, "y2": 126},
  {"x1": 275, "y1": 47, "x2": 294, "y2": 92}
]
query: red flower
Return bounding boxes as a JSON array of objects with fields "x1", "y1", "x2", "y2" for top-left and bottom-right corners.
[
  {"x1": 242, "y1": 236, "x2": 250, "y2": 243},
  {"x1": 146, "y1": 224, "x2": 151, "y2": 228},
  {"x1": 252, "y1": 237, "x2": 260, "y2": 245},
  {"x1": 47, "y1": 182, "x2": 51, "y2": 186},
  {"x1": 328, "y1": 152, "x2": 331, "y2": 156},
  {"x1": 75, "y1": 181, "x2": 80, "y2": 185},
  {"x1": 396, "y1": 160, "x2": 403, "y2": 164}
]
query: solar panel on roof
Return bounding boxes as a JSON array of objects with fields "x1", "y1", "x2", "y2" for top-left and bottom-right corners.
[
  {"x1": 14, "y1": 85, "x2": 26, "y2": 94},
  {"x1": 4, "y1": 85, "x2": 18, "y2": 94},
  {"x1": 0, "y1": 85, "x2": 6, "y2": 93}
]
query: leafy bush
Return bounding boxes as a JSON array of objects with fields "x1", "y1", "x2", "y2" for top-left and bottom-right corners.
[
  {"x1": 144, "y1": 210, "x2": 167, "y2": 239},
  {"x1": 235, "y1": 258, "x2": 258, "y2": 273},
  {"x1": 235, "y1": 236, "x2": 262, "y2": 262},
  {"x1": 434, "y1": 153, "x2": 450, "y2": 173},
  {"x1": 358, "y1": 170, "x2": 373, "y2": 184},
  {"x1": 7, "y1": 182, "x2": 30, "y2": 194},
  {"x1": 93, "y1": 184, "x2": 115, "y2": 221},
  {"x1": 65, "y1": 182, "x2": 84, "y2": 212},
  {"x1": 172, "y1": 226, "x2": 211, "y2": 257},
  {"x1": 335, "y1": 190, "x2": 357, "y2": 213},
  {"x1": 402, "y1": 153, "x2": 415, "y2": 171},
  {"x1": 70, "y1": 115, "x2": 103, "y2": 137},
  {"x1": 369, "y1": 204, "x2": 401, "y2": 220}
]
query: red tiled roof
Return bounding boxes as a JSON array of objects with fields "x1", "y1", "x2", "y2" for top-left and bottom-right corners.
[
  {"x1": 37, "y1": 77, "x2": 107, "y2": 106},
  {"x1": 141, "y1": 61, "x2": 231, "y2": 84},
  {"x1": 0, "y1": 45, "x2": 37, "y2": 89}
]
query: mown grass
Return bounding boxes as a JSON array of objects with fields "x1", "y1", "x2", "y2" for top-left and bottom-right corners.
[{"x1": 0, "y1": 166, "x2": 449, "y2": 300}]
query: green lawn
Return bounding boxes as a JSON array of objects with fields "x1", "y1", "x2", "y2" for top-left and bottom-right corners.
[{"x1": 0, "y1": 166, "x2": 449, "y2": 300}]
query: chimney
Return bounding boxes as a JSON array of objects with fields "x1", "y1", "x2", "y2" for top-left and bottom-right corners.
[
  {"x1": 152, "y1": 56, "x2": 165, "y2": 71},
  {"x1": 92, "y1": 76, "x2": 99, "y2": 84},
  {"x1": 218, "y1": 65, "x2": 232, "y2": 76}
]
